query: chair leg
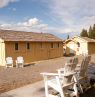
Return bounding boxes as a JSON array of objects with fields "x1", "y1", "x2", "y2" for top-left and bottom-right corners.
[
  {"x1": 59, "y1": 89, "x2": 65, "y2": 97},
  {"x1": 73, "y1": 74, "x2": 83, "y2": 94},
  {"x1": 73, "y1": 83, "x2": 80, "y2": 97},
  {"x1": 56, "y1": 76, "x2": 65, "y2": 97},
  {"x1": 16, "y1": 63, "x2": 18, "y2": 68},
  {"x1": 79, "y1": 84, "x2": 83, "y2": 93},
  {"x1": 12, "y1": 64, "x2": 13, "y2": 68},
  {"x1": 6, "y1": 64, "x2": 8, "y2": 68},
  {"x1": 45, "y1": 82, "x2": 49, "y2": 97},
  {"x1": 22, "y1": 64, "x2": 24, "y2": 68}
]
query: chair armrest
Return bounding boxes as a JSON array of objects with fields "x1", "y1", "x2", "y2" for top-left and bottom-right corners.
[
  {"x1": 40, "y1": 72, "x2": 76, "y2": 78},
  {"x1": 40, "y1": 72, "x2": 72, "y2": 77},
  {"x1": 16, "y1": 60, "x2": 17, "y2": 63},
  {"x1": 64, "y1": 72, "x2": 76, "y2": 77},
  {"x1": 40, "y1": 72, "x2": 60, "y2": 76},
  {"x1": 57, "y1": 68, "x2": 64, "y2": 71}
]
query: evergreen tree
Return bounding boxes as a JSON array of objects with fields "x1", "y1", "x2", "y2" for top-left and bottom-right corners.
[
  {"x1": 80, "y1": 24, "x2": 95, "y2": 39},
  {"x1": 88, "y1": 26, "x2": 93, "y2": 38},
  {"x1": 92, "y1": 24, "x2": 95, "y2": 39},
  {"x1": 80, "y1": 29, "x2": 88, "y2": 37},
  {"x1": 67, "y1": 35, "x2": 70, "y2": 39}
]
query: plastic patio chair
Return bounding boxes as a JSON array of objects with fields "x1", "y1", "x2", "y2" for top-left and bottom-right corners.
[
  {"x1": 6, "y1": 57, "x2": 13, "y2": 68},
  {"x1": 16, "y1": 56, "x2": 24, "y2": 68},
  {"x1": 73, "y1": 55, "x2": 91, "y2": 93},
  {"x1": 41, "y1": 62, "x2": 79, "y2": 97}
]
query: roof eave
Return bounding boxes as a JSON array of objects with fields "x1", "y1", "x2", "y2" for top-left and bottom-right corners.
[{"x1": 4, "y1": 40, "x2": 63, "y2": 42}]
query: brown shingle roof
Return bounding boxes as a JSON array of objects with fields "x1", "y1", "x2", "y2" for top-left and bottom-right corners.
[
  {"x1": 80, "y1": 37, "x2": 95, "y2": 42},
  {"x1": 0, "y1": 30, "x2": 63, "y2": 42}
]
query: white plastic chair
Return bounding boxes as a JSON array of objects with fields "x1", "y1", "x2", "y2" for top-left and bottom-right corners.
[
  {"x1": 74, "y1": 55, "x2": 91, "y2": 93},
  {"x1": 16, "y1": 56, "x2": 24, "y2": 68},
  {"x1": 6, "y1": 57, "x2": 13, "y2": 68},
  {"x1": 41, "y1": 63, "x2": 79, "y2": 97}
]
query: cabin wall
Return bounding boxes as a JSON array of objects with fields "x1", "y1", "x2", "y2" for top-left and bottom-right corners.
[
  {"x1": 5, "y1": 41, "x2": 63, "y2": 66},
  {"x1": 0, "y1": 39, "x2": 5, "y2": 66},
  {"x1": 88, "y1": 42, "x2": 95, "y2": 54}
]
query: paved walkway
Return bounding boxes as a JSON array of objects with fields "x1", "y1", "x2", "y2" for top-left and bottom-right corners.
[{"x1": 0, "y1": 81, "x2": 45, "y2": 97}]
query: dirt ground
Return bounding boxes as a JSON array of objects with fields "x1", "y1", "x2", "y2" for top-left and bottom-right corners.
[
  {"x1": 0, "y1": 57, "x2": 68, "y2": 93},
  {"x1": 0, "y1": 55, "x2": 95, "y2": 96}
]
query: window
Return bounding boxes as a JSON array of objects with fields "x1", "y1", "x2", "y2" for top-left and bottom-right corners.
[
  {"x1": 40, "y1": 43, "x2": 43, "y2": 48},
  {"x1": 26, "y1": 43, "x2": 30, "y2": 50},
  {"x1": 51, "y1": 43, "x2": 53, "y2": 48},
  {"x1": 15, "y1": 43, "x2": 18, "y2": 50},
  {"x1": 58, "y1": 43, "x2": 60, "y2": 48}
]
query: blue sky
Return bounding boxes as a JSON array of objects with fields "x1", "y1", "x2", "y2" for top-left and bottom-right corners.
[{"x1": 0, "y1": 0, "x2": 95, "y2": 39}]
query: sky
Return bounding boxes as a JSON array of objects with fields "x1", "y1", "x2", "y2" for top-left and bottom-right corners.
[{"x1": 0, "y1": 0, "x2": 95, "y2": 39}]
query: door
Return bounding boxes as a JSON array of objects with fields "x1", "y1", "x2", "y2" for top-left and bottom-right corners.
[{"x1": 70, "y1": 44, "x2": 75, "y2": 54}]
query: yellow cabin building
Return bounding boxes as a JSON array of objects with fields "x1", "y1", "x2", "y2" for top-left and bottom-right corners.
[
  {"x1": 64, "y1": 36, "x2": 95, "y2": 55},
  {"x1": 0, "y1": 30, "x2": 63, "y2": 66}
]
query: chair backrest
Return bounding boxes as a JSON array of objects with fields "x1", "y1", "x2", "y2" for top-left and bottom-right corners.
[
  {"x1": 84, "y1": 55, "x2": 91, "y2": 71},
  {"x1": 64, "y1": 63, "x2": 72, "y2": 75},
  {"x1": 67, "y1": 57, "x2": 78, "y2": 72},
  {"x1": 80, "y1": 58, "x2": 86, "y2": 70},
  {"x1": 71, "y1": 57, "x2": 78, "y2": 71},
  {"x1": 79, "y1": 55, "x2": 91, "y2": 77},
  {"x1": 58, "y1": 58, "x2": 77, "y2": 76},
  {"x1": 58, "y1": 58, "x2": 77, "y2": 85},
  {"x1": 73, "y1": 57, "x2": 78, "y2": 64},
  {"x1": 17, "y1": 56, "x2": 24, "y2": 63},
  {"x1": 88, "y1": 55, "x2": 91, "y2": 63},
  {"x1": 80, "y1": 56, "x2": 91, "y2": 70},
  {"x1": 6, "y1": 57, "x2": 13, "y2": 64},
  {"x1": 62, "y1": 63, "x2": 74, "y2": 85}
]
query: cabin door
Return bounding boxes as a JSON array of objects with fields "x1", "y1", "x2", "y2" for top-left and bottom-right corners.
[{"x1": 70, "y1": 44, "x2": 75, "y2": 54}]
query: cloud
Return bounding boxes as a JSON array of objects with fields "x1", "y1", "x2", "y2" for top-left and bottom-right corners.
[
  {"x1": 0, "y1": 18, "x2": 68, "y2": 35},
  {"x1": 0, "y1": 16, "x2": 95, "y2": 35},
  {"x1": 0, "y1": 0, "x2": 19, "y2": 8},
  {"x1": 18, "y1": 18, "x2": 40, "y2": 27},
  {"x1": 0, "y1": 23, "x2": 12, "y2": 27},
  {"x1": 40, "y1": 0, "x2": 95, "y2": 34},
  {"x1": 45, "y1": 0, "x2": 95, "y2": 19},
  {"x1": 0, "y1": 18, "x2": 48, "y2": 32},
  {"x1": 17, "y1": 18, "x2": 48, "y2": 31}
]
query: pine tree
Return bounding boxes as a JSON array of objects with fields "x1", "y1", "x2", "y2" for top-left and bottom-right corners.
[
  {"x1": 67, "y1": 35, "x2": 70, "y2": 39},
  {"x1": 88, "y1": 26, "x2": 93, "y2": 38},
  {"x1": 92, "y1": 24, "x2": 95, "y2": 39},
  {"x1": 80, "y1": 29, "x2": 88, "y2": 37}
]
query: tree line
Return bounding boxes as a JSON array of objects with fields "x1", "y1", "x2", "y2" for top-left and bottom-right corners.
[{"x1": 80, "y1": 24, "x2": 95, "y2": 39}]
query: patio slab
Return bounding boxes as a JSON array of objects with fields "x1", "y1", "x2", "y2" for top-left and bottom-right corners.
[{"x1": 0, "y1": 81, "x2": 45, "y2": 97}]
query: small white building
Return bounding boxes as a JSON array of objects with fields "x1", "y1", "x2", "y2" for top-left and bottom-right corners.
[{"x1": 65, "y1": 36, "x2": 95, "y2": 55}]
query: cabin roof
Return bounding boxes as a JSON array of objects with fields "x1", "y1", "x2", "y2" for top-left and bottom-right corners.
[
  {"x1": 0, "y1": 30, "x2": 63, "y2": 42},
  {"x1": 79, "y1": 37, "x2": 95, "y2": 42}
]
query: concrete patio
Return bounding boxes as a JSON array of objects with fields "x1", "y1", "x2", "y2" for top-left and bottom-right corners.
[{"x1": 0, "y1": 81, "x2": 45, "y2": 97}]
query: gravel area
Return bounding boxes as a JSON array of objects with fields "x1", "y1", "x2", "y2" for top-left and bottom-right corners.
[
  {"x1": 0, "y1": 55, "x2": 95, "y2": 94},
  {"x1": 0, "y1": 57, "x2": 68, "y2": 93}
]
